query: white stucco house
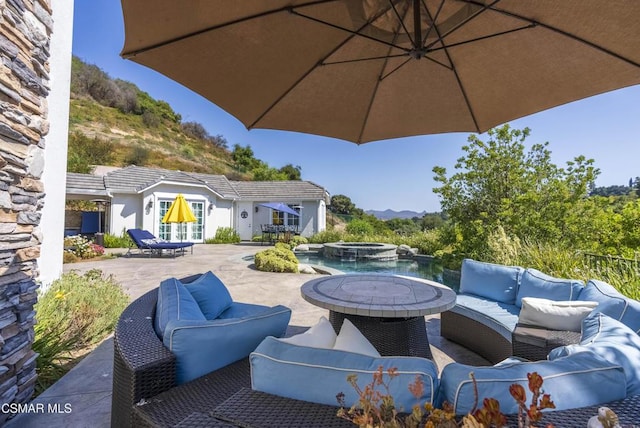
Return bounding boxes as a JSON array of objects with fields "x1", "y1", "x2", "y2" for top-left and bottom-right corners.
[{"x1": 66, "y1": 166, "x2": 330, "y2": 242}]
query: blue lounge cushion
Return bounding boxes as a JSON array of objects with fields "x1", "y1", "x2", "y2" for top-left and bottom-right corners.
[
  {"x1": 165, "y1": 305, "x2": 291, "y2": 384},
  {"x1": 250, "y1": 336, "x2": 438, "y2": 411},
  {"x1": 549, "y1": 312, "x2": 640, "y2": 396},
  {"x1": 154, "y1": 278, "x2": 206, "y2": 337},
  {"x1": 515, "y1": 268, "x2": 584, "y2": 307},
  {"x1": 438, "y1": 351, "x2": 626, "y2": 415},
  {"x1": 449, "y1": 293, "x2": 520, "y2": 341},
  {"x1": 579, "y1": 279, "x2": 640, "y2": 334},
  {"x1": 459, "y1": 259, "x2": 523, "y2": 305},
  {"x1": 182, "y1": 271, "x2": 233, "y2": 319}
]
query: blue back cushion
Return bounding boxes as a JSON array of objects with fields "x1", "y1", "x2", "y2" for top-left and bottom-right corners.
[
  {"x1": 515, "y1": 268, "x2": 584, "y2": 307},
  {"x1": 580, "y1": 279, "x2": 640, "y2": 333},
  {"x1": 154, "y1": 278, "x2": 205, "y2": 337},
  {"x1": 182, "y1": 271, "x2": 233, "y2": 320},
  {"x1": 549, "y1": 312, "x2": 640, "y2": 395},
  {"x1": 251, "y1": 336, "x2": 438, "y2": 411},
  {"x1": 438, "y1": 351, "x2": 626, "y2": 415},
  {"x1": 459, "y1": 259, "x2": 522, "y2": 305}
]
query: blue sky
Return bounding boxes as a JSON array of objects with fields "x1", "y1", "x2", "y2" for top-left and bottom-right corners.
[{"x1": 71, "y1": 1, "x2": 639, "y2": 213}]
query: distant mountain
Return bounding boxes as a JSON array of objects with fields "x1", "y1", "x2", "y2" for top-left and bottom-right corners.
[{"x1": 366, "y1": 209, "x2": 427, "y2": 220}]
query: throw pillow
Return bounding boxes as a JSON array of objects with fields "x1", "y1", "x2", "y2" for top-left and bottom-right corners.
[
  {"x1": 141, "y1": 238, "x2": 156, "y2": 245},
  {"x1": 182, "y1": 271, "x2": 233, "y2": 319},
  {"x1": 280, "y1": 316, "x2": 337, "y2": 349},
  {"x1": 518, "y1": 297, "x2": 597, "y2": 332},
  {"x1": 333, "y1": 318, "x2": 381, "y2": 357}
]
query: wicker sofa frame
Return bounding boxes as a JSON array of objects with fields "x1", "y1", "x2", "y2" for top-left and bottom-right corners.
[{"x1": 113, "y1": 288, "x2": 640, "y2": 427}]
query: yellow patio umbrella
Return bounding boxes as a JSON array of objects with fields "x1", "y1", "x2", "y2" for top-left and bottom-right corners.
[{"x1": 162, "y1": 194, "x2": 196, "y2": 241}]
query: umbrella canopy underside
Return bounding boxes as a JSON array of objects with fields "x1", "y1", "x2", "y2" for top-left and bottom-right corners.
[{"x1": 121, "y1": 0, "x2": 640, "y2": 144}]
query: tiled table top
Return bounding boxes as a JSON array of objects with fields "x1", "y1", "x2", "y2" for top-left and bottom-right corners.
[{"x1": 301, "y1": 274, "x2": 456, "y2": 318}]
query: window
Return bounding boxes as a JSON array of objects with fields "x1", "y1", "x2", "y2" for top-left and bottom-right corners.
[
  {"x1": 158, "y1": 200, "x2": 172, "y2": 240},
  {"x1": 286, "y1": 205, "x2": 300, "y2": 228},
  {"x1": 272, "y1": 210, "x2": 284, "y2": 225},
  {"x1": 190, "y1": 201, "x2": 204, "y2": 241}
]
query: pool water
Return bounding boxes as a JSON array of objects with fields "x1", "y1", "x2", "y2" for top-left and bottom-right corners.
[{"x1": 295, "y1": 254, "x2": 449, "y2": 285}]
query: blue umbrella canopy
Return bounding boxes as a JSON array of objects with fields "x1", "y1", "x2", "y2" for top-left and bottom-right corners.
[{"x1": 259, "y1": 202, "x2": 300, "y2": 217}]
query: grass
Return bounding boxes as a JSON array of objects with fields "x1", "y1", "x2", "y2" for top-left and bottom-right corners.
[{"x1": 33, "y1": 269, "x2": 129, "y2": 396}]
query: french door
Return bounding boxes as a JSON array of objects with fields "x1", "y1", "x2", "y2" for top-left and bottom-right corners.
[{"x1": 157, "y1": 200, "x2": 205, "y2": 242}]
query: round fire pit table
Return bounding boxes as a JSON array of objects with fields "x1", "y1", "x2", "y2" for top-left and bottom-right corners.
[{"x1": 301, "y1": 274, "x2": 456, "y2": 359}]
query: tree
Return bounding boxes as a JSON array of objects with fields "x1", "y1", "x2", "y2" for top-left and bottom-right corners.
[
  {"x1": 279, "y1": 164, "x2": 302, "y2": 180},
  {"x1": 433, "y1": 124, "x2": 599, "y2": 258},
  {"x1": 330, "y1": 194, "x2": 356, "y2": 215},
  {"x1": 420, "y1": 213, "x2": 445, "y2": 230},
  {"x1": 231, "y1": 144, "x2": 259, "y2": 172}
]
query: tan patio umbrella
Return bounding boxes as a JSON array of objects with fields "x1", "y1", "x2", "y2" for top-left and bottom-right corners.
[{"x1": 120, "y1": 1, "x2": 640, "y2": 144}]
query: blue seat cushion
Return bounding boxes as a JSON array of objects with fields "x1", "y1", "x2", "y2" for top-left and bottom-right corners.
[
  {"x1": 579, "y1": 279, "x2": 640, "y2": 334},
  {"x1": 250, "y1": 336, "x2": 438, "y2": 411},
  {"x1": 438, "y1": 351, "x2": 626, "y2": 415},
  {"x1": 165, "y1": 305, "x2": 291, "y2": 384},
  {"x1": 449, "y1": 293, "x2": 520, "y2": 341},
  {"x1": 459, "y1": 259, "x2": 523, "y2": 305},
  {"x1": 515, "y1": 268, "x2": 584, "y2": 307},
  {"x1": 549, "y1": 312, "x2": 640, "y2": 396},
  {"x1": 154, "y1": 278, "x2": 206, "y2": 337},
  {"x1": 182, "y1": 271, "x2": 233, "y2": 319}
]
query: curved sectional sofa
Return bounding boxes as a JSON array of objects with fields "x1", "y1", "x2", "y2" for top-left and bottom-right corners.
[{"x1": 439, "y1": 258, "x2": 640, "y2": 413}]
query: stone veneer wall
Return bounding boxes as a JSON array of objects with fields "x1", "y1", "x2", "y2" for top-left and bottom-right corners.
[{"x1": 0, "y1": 0, "x2": 52, "y2": 420}]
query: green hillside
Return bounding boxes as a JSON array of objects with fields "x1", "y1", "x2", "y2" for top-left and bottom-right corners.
[{"x1": 68, "y1": 56, "x2": 297, "y2": 180}]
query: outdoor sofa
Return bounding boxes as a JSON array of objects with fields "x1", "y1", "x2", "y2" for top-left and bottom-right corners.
[
  {"x1": 111, "y1": 272, "x2": 290, "y2": 427},
  {"x1": 112, "y1": 268, "x2": 640, "y2": 427},
  {"x1": 126, "y1": 228, "x2": 195, "y2": 257},
  {"x1": 441, "y1": 258, "x2": 640, "y2": 364}
]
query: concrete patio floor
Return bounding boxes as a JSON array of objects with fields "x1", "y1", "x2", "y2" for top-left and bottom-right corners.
[{"x1": 6, "y1": 243, "x2": 488, "y2": 427}]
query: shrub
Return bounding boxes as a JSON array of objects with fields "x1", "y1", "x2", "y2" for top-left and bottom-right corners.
[
  {"x1": 254, "y1": 244, "x2": 299, "y2": 273},
  {"x1": 63, "y1": 235, "x2": 105, "y2": 259},
  {"x1": 346, "y1": 219, "x2": 374, "y2": 235},
  {"x1": 62, "y1": 252, "x2": 79, "y2": 264},
  {"x1": 205, "y1": 227, "x2": 241, "y2": 244},
  {"x1": 33, "y1": 270, "x2": 129, "y2": 395},
  {"x1": 103, "y1": 231, "x2": 133, "y2": 248}
]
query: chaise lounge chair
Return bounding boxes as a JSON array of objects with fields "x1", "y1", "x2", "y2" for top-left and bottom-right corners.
[{"x1": 126, "y1": 228, "x2": 194, "y2": 257}]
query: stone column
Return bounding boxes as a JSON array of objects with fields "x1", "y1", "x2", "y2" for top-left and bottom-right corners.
[{"x1": 0, "y1": 0, "x2": 53, "y2": 420}]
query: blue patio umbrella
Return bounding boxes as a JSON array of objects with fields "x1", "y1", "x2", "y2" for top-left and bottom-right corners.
[{"x1": 259, "y1": 202, "x2": 300, "y2": 217}]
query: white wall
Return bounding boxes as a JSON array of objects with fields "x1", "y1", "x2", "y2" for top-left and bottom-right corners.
[
  {"x1": 111, "y1": 194, "x2": 140, "y2": 235},
  {"x1": 38, "y1": 0, "x2": 74, "y2": 289},
  {"x1": 209, "y1": 198, "x2": 233, "y2": 239}
]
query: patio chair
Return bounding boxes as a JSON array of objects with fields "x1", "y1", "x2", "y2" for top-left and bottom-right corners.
[{"x1": 126, "y1": 228, "x2": 194, "y2": 257}]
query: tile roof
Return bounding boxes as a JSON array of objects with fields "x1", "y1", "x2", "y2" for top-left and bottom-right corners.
[
  {"x1": 103, "y1": 166, "x2": 204, "y2": 193},
  {"x1": 66, "y1": 166, "x2": 328, "y2": 201},
  {"x1": 230, "y1": 180, "x2": 328, "y2": 201},
  {"x1": 66, "y1": 172, "x2": 109, "y2": 197}
]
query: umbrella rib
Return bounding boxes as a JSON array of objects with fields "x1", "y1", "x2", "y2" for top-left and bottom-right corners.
[
  {"x1": 423, "y1": 3, "x2": 481, "y2": 132},
  {"x1": 424, "y1": 0, "x2": 500, "y2": 51},
  {"x1": 249, "y1": 4, "x2": 405, "y2": 131},
  {"x1": 356, "y1": 4, "x2": 414, "y2": 143},
  {"x1": 387, "y1": 0, "x2": 415, "y2": 48},
  {"x1": 121, "y1": 0, "x2": 340, "y2": 58},
  {"x1": 459, "y1": 0, "x2": 640, "y2": 69},
  {"x1": 323, "y1": 53, "x2": 409, "y2": 66},
  {"x1": 421, "y1": 0, "x2": 446, "y2": 46},
  {"x1": 428, "y1": 24, "x2": 535, "y2": 53},
  {"x1": 290, "y1": 9, "x2": 411, "y2": 54}
]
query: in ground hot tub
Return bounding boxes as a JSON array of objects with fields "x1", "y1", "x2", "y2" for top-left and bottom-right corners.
[{"x1": 322, "y1": 242, "x2": 398, "y2": 262}]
